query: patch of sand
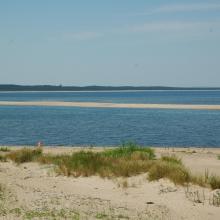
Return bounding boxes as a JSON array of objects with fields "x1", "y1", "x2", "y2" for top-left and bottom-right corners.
[
  {"x1": 1, "y1": 101, "x2": 220, "y2": 110},
  {"x1": 0, "y1": 147, "x2": 220, "y2": 219}
]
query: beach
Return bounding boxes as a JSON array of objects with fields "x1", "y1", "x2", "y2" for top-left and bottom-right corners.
[
  {"x1": 1, "y1": 101, "x2": 220, "y2": 110},
  {"x1": 1, "y1": 146, "x2": 220, "y2": 219}
]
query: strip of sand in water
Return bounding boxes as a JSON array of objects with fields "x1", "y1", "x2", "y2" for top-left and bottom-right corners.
[{"x1": 0, "y1": 101, "x2": 220, "y2": 110}]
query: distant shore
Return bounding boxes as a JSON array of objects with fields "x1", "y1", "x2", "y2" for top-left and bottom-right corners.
[
  {"x1": 1, "y1": 101, "x2": 220, "y2": 110},
  {"x1": 1, "y1": 84, "x2": 220, "y2": 92}
]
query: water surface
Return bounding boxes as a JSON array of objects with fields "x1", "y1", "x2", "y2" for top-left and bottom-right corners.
[{"x1": 0, "y1": 91, "x2": 219, "y2": 147}]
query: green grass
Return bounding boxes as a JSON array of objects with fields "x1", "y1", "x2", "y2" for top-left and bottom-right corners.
[
  {"x1": 39, "y1": 148, "x2": 154, "y2": 177},
  {"x1": 0, "y1": 155, "x2": 7, "y2": 162},
  {"x1": 208, "y1": 176, "x2": 220, "y2": 190},
  {"x1": 218, "y1": 155, "x2": 220, "y2": 160},
  {"x1": 101, "y1": 142, "x2": 155, "y2": 160},
  {"x1": 24, "y1": 209, "x2": 80, "y2": 220},
  {"x1": 95, "y1": 213, "x2": 108, "y2": 219},
  {"x1": 0, "y1": 147, "x2": 10, "y2": 152},
  {"x1": 161, "y1": 155, "x2": 182, "y2": 165},
  {"x1": 0, "y1": 184, "x2": 4, "y2": 199},
  {"x1": 148, "y1": 160, "x2": 190, "y2": 185},
  {"x1": 5, "y1": 144, "x2": 220, "y2": 189},
  {"x1": 7, "y1": 147, "x2": 42, "y2": 164}
]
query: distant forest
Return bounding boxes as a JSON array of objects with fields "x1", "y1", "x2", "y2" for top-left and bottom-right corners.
[{"x1": 0, "y1": 85, "x2": 220, "y2": 91}]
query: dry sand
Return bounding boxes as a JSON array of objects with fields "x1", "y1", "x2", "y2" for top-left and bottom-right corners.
[
  {"x1": 1, "y1": 147, "x2": 220, "y2": 219},
  {"x1": 1, "y1": 101, "x2": 220, "y2": 110}
]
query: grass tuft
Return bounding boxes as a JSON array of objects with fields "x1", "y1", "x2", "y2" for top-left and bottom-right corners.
[
  {"x1": 0, "y1": 147, "x2": 10, "y2": 152},
  {"x1": 7, "y1": 148, "x2": 42, "y2": 164},
  {"x1": 161, "y1": 155, "x2": 182, "y2": 165},
  {"x1": 102, "y1": 142, "x2": 155, "y2": 160},
  {"x1": 0, "y1": 155, "x2": 7, "y2": 162},
  {"x1": 208, "y1": 176, "x2": 220, "y2": 190},
  {"x1": 148, "y1": 160, "x2": 190, "y2": 185}
]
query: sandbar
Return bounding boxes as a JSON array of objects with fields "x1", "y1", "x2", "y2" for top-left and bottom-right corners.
[{"x1": 0, "y1": 101, "x2": 220, "y2": 110}]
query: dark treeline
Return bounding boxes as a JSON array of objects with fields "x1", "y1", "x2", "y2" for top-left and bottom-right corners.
[{"x1": 0, "y1": 84, "x2": 220, "y2": 91}]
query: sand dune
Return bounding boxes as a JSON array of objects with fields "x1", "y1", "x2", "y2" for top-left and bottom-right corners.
[
  {"x1": 1, "y1": 147, "x2": 220, "y2": 219},
  {"x1": 0, "y1": 101, "x2": 220, "y2": 110}
]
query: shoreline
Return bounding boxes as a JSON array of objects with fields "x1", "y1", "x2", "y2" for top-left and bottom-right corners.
[
  {"x1": 1, "y1": 101, "x2": 220, "y2": 110},
  {"x1": 1, "y1": 89, "x2": 220, "y2": 93},
  {"x1": 2, "y1": 145, "x2": 220, "y2": 150}
]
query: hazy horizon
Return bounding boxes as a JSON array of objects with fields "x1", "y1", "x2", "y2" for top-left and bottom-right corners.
[{"x1": 1, "y1": 1, "x2": 220, "y2": 87}]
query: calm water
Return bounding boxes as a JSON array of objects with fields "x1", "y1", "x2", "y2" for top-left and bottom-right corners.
[
  {"x1": 1, "y1": 90, "x2": 220, "y2": 104},
  {"x1": 0, "y1": 91, "x2": 220, "y2": 147}
]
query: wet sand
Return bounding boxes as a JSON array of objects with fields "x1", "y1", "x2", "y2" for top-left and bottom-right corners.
[{"x1": 0, "y1": 101, "x2": 220, "y2": 110}]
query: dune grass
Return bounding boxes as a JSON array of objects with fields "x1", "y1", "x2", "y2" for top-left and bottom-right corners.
[
  {"x1": 0, "y1": 147, "x2": 10, "y2": 152},
  {"x1": 208, "y1": 176, "x2": 220, "y2": 190},
  {"x1": 0, "y1": 155, "x2": 7, "y2": 162},
  {"x1": 148, "y1": 160, "x2": 190, "y2": 185},
  {"x1": 161, "y1": 155, "x2": 182, "y2": 165},
  {"x1": 5, "y1": 144, "x2": 220, "y2": 189},
  {"x1": 38, "y1": 144, "x2": 155, "y2": 177},
  {"x1": 0, "y1": 184, "x2": 4, "y2": 199},
  {"x1": 7, "y1": 148, "x2": 42, "y2": 164}
]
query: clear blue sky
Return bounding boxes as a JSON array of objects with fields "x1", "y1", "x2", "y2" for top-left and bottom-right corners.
[{"x1": 0, "y1": 0, "x2": 220, "y2": 86}]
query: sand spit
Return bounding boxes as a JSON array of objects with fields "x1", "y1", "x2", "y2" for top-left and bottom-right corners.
[
  {"x1": 1, "y1": 147, "x2": 220, "y2": 219},
  {"x1": 0, "y1": 101, "x2": 220, "y2": 110}
]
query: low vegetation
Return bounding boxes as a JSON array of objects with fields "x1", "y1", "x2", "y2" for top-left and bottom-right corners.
[
  {"x1": 4, "y1": 143, "x2": 220, "y2": 189},
  {"x1": 148, "y1": 160, "x2": 190, "y2": 185},
  {"x1": 0, "y1": 184, "x2": 4, "y2": 199},
  {"x1": 0, "y1": 147, "x2": 10, "y2": 152},
  {"x1": 7, "y1": 148, "x2": 42, "y2": 164},
  {"x1": 38, "y1": 144, "x2": 155, "y2": 177},
  {"x1": 208, "y1": 176, "x2": 220, "y2": 190},
  {"x1": 0, "y1": 155, "x2": 7, "y2": 162}
]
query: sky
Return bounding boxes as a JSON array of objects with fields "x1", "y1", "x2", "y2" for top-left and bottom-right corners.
[{"x1": 0, "y1": 0, "x2": 220, "y2": 87}]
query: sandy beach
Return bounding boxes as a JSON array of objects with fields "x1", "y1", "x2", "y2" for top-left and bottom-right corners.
[
  {"x1": 1, "y1": 146, "x2": 220, "y2": 219},
  {"x1": 1, "y1": 101, "x2": 220, "y2": 110}
]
